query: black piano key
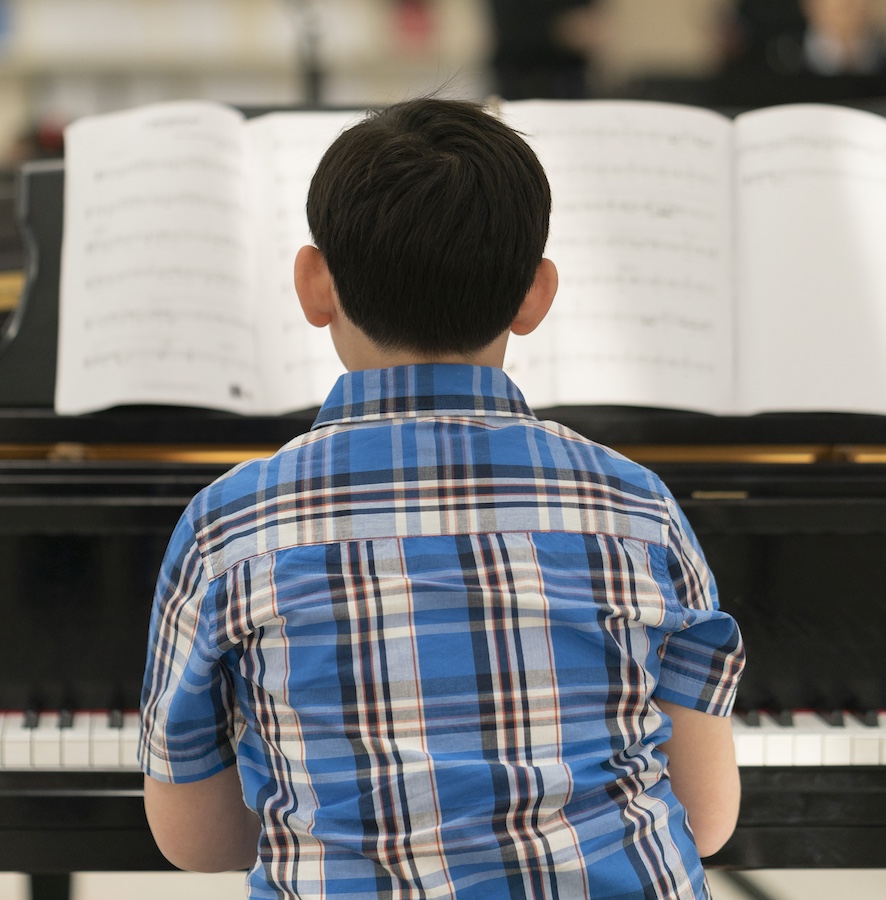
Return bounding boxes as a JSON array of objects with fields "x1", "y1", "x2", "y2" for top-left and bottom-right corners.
[
  {"x1": 853, "y1": 709, "x2": 879, "y2": 727},
  {"x1": 23, "y1": 709, "x2": 39, "y2": 729},
  {"x1": 108, "y1": 709, "x2": 124, "y2": 729},
  {"x1": 820, "y1": 710, "x2": 845, "y2": 727},
  {"x1": 740, "y1": 709, "x2": 761, "y2": 727},
  {"x1": 58, "y1": 710, "x2": 74, "y2": 729},
  {"x1": 775, "y1": 709, "x2": 793, "y2": 727}
]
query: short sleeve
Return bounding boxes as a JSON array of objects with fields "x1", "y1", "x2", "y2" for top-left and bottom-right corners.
[
  {"x1": 654, "y1": 493, "x2": 745, "y2": 716},
  {"x1": 138, "y1": 502, "x2": 236, "y2": 783}
]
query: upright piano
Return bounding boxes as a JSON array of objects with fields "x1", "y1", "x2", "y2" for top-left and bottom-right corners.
[{"x1": 1, "y1": 162, "x2": 884, "y2": 895}]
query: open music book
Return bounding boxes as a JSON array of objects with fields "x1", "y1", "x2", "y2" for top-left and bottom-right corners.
[
  {"x1": 57, "y1": 102, "x2": 358, "y2": 415},
  {"x1": 56, "y1": 98, "x2": 886, "y2": 416}
]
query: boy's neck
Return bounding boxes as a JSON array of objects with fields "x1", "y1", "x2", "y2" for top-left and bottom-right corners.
[{"x1": 334, "y1": 316, "x2": 510, "y2": 373}]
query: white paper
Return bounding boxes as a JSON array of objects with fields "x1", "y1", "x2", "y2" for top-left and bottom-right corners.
[
  {"x1": 735, "y1": 103, "x2": 886, "y2": 414},
  {"x1": 245, "y1": 110, "x2": 359, "y2": 412},
  {"x1": 501, "y1": 100, "x2": 735, "y2": 413},
  {"x1": 57, "y1": 101, "x2": 258, "y2": 414}
]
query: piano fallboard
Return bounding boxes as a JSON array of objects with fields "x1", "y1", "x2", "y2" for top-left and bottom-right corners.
[{"x1": 2, "y1": 767, "x2": 884, "y2": 873}]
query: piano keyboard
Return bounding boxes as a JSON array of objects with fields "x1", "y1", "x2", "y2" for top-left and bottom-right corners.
[
  {"x1": 1, "y1": 709, "x2": 884, "y2": 771},
  {"x1": 731, "y1": 710, "x2": 886, "y2": 767},
  {"x1": 0, "y1": 710, "x2": 140, "y2": 770}
]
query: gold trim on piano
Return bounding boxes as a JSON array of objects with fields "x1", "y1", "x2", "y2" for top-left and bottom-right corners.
[
  {"x1": 612, "y1": 445, "x2": 851, "y2": 464},
  {"x1": 0, "y1": 270, "x2": 24, "y2": 311},
  {"x1": 0, "y1": 443, "x2": 281, "y2": 463},
  {"x1": 842, "y1": 448, "x2": 886, "y2": 463},
  {"x1": 2, "y1": 442, "x2": 885, "y2": 464}
]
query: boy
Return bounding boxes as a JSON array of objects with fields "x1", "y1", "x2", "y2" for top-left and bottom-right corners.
[{"x1": 139, "y1": 97, "x2": 744, "y2": 899}]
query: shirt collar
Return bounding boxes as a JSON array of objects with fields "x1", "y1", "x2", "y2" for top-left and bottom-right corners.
[{"x1": 312, "y1": 364, "x2": 535, "y2": 429}]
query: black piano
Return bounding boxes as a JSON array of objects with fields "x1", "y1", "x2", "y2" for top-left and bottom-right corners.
[{"x1": 1, "y1": 162, "x2": 884, "y2": 899}]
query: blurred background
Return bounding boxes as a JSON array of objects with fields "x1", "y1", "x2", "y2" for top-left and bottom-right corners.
[{"x1": 7, "y1": 0, "x2": 886, "y2": 167}]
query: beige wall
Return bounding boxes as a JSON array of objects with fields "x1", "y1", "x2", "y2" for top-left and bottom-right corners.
[
  {"x1": 599, "y1": 0, "x2": 886, "y2": 81},
  {"x1": 598, "y1": 0, "x2": 732, "y2": 80}
]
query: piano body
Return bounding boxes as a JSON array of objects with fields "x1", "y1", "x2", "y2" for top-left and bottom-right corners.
[{"x1": 1, "y1": 162, "x2": 884, "y2": 892}]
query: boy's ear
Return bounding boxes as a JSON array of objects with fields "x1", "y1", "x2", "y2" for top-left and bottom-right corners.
[
  {"x1": 294, "y1": 245, "x2": 336, "y2": 328},
  {"x1": 510, "y1": 258, "x2": 558, "y2": 336}
]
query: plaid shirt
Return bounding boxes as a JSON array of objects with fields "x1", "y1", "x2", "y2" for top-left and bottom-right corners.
[{"x1": 140, "y1": 364, "x2": 744, "y2": 900}]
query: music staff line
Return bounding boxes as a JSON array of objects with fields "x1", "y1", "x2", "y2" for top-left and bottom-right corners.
[
  {"x1": 82, "y1": 267, "x2": 247, "y2": 291},
  {"x1": 81, "y1": 347, "x2": 255, "y2": 370},
  {"x1": 553, "y1": 198, "x2": 718, "y2": 222},
  {"x1": 93, "y1": 156, "x2": 242, "y2": 182},
  {"x1": 548, "y1": 163, "x2": 718, "y2": 184},
  {"x1": 552, "y1": 233, "x2": 720, "y2": 259},
  {"x1": 82, "y1": 308, "x2": 252, "y2": 331},
  {"x1": 84, "y1": 193, "x2": 245, "y2": 218},
  {"x1": 84, "y1": 231, "x2": 246, "y2": 254},
  {"x1": 553, "y1": 311, "x2": 716, "y2": 333},
  {"x1": 555, "y1": 273, "x2": 716, "y2": 294},
  {"x1": 524, "y1": 127, "x2": 717, "y2": 152},
  {"x1": 740, "y1": 133, "x2": 886, "y2": 160},
  {"x1": 740, "y1": 166, "x2": 886, "y2": 189},
  {"x1": 510, "y1": 351, "x2": 718, "y2": 375}
]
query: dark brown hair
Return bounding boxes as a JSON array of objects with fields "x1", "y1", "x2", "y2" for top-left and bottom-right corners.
[{"x1": 306, "y1": 97, "x2": 551, "y2": 355}]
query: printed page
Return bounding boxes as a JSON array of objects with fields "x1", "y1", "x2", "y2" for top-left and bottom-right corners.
[
  {"x1": 57, "y1": 101, "x2": 260, "y2": 414},
  {"x1": 245, "y1": 110, "x2": 360, "y2": 412},
  {"x1": 735, "y1": 103, "x2": 886, "y2": 414},
  {"x1": 500, "y1": 100, "x2": 735, "y2": 413}
]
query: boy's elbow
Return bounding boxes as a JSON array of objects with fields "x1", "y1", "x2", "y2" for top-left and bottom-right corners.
[
  {"x1": 153, "y1": 827, "x2": 260, "y2": 874},
  {"x1": 144, "y1": 769, "x2": 260, "y2": 873},
  {"x1": 688, "y1": 782, "x2": 741, "y2": 858},
  {"x1": 692, "y1": 810, "x2": 739, "y2": 858}
]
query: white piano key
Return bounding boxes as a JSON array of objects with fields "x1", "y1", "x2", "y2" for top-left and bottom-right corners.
[
  {"x1": 61, "y1": 712, "x2": 93, "y2": 769},
  {"x1": 818, "y1": 714, "x2": 853, "y2": 766},
  {"x1": 729, "y1": 710, "x2": 883, "y2": 768},
  {"x1": 89, "y1": 711, "x2": 123, "y2": 768},
  {"x1": 120, "y1": 712, "x2": 141, "y2": 770},
  {"x1": 844, "y1": 715, "x2": 881, "y2": 766},
  {"x1": 758, "y1": 713, "x2": 794, "y2": 766},
  {"x1": 31, "y1": 712, "x2": 63, "y2": 769},
  {"x1": 731, "y1": 715, "x2": 764, "y2": 766},
  {"x1": 0, "y1": 712, "x2": 33, "y2": 768},
  {"x1": 790, "y1": 712, "x2": 825, "y2": 766}
]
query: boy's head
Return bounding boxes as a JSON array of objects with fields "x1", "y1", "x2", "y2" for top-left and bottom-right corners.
[{"x1": 305, "y1": 97, "x2": 552, "y2": 357}]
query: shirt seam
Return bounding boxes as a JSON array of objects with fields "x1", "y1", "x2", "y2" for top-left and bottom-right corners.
[{"x1": 200, "y1": 526, "x2": 671, "y2": 582}]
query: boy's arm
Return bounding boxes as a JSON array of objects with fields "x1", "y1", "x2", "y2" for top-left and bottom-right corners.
[
  {"x1": 144, "y1": 767, "x2": 261, "y2": 872},
  {"x1": 656, "y1": 699, "x2": 740, "y2": 858}
]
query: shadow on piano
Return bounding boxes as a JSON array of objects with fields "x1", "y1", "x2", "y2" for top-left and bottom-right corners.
[{"x1": 1, "y1": 163, "x2": 884, "y2": 895}]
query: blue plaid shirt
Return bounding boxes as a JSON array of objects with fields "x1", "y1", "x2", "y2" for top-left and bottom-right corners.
[{"x1": 140, "y1": 364, "x2": 744, "y2": 900}]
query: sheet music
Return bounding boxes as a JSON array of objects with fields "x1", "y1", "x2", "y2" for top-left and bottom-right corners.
[
  {"x1": 735, "y1": 103, "x2": 886, "y2": 414},
  {"x1": 57, "y1": 101, "x2": 259, "y2": 414},
  {"x1": 245, "y1": 110, "x2": 359, "y2": 412},
  {"x1": 500, "y1": 100, "x2": 734, "y2": 413}
]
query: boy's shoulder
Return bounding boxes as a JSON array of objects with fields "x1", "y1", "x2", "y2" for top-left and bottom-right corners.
[
  {"x1": 532, "y1": 416, "x2": 672, "y2": 496},
  {"x1": 192, "y1": 413, "x2": 673, "y2": 512},
  {"x1": 181, "y1": 412, "x2": 682, "y2": 580},
  {"x1": 197, "y1": 412, "x2": 673, "y2": 518}
]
